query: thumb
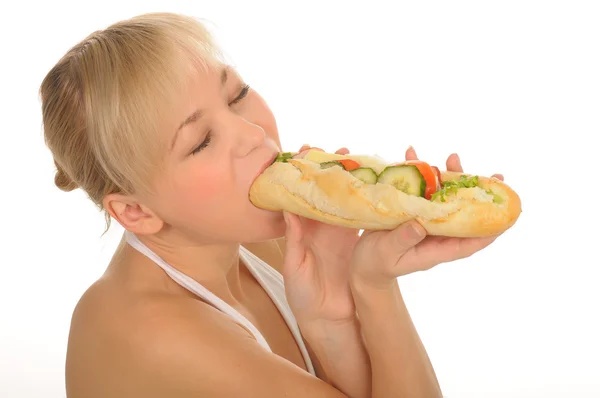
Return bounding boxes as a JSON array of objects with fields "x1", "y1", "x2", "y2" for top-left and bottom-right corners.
[
  {"x1": 353, "y1": 221, "x2": 427, "y2": 287},
  {"x1": 281, "y1": 212, "x2": 307, "y2": 277},
  {"x1": 384, "y1": 220, "x2": 427, "y2": 256}
]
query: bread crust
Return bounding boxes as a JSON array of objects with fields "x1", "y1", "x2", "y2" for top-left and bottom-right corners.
[{"x1": 249, "y1": 157, "x2": 522, "y2": 237}]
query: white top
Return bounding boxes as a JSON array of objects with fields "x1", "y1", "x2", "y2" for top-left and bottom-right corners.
[{"x1": 124, "y1": 231, "x2": 316, "y2": 376}]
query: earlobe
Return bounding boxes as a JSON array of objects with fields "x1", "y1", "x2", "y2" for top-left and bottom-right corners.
[{"x1": 103, "y1": 193, "x2": 164, "y2": 235}]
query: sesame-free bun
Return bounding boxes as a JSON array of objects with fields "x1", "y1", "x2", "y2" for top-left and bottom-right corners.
[{"x1": 249, "y1": 152, "x2": 522, "y2": 238}]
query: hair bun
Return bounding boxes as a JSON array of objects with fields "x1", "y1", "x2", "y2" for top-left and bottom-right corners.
[{"x1": 54, "y1": 162, "x2": 78, "y2": 192}]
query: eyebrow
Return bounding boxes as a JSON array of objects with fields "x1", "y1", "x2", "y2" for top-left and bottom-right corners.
[{"x1": 170, "y1": 67, "x2": 229, "y2": 150}]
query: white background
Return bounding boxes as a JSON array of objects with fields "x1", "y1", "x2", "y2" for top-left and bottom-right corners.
[{"x1": 1, "y1": 1, "x2": 599, "y2": 397}]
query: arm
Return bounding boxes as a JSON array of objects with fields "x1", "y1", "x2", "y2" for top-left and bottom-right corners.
[
  {"x1": 276, "y1": 220, "x2": 442, "y2": 397},
  {"x1": 350, "y1": 278, "x2": 442, "y2": 398},
  {"x1": 297, "y1": 278, "x2": 441, "y2": 398},
  {"x1": 344, "y1": 212, "x2": 500, "y2": 397},
  {"x1": 293, "y1": 265, "x2": 441, "y2": 398},
  {"x1": 270, "y1": 236, "x2": 372, "y2": 398},
  {"x1": 301, "y1": 316, "x2": 371, "y2": 398}
]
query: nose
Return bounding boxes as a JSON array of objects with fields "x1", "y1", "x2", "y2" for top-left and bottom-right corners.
[{"x1": 231, "y1": 117, "x2": 266, "y2": 157}]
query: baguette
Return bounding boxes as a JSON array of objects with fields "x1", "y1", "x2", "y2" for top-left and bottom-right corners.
[{"x1": 249, "y1": 150, "x2": 522, "y2": 237}]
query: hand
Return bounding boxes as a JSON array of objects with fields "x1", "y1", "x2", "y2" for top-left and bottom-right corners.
[
  {"x1": 405, "y1": 145, "x2": 504, "y2": 181},
  {"x1": 294, "y1": 144, "x2": 324, "y2": 158},
  {"x1": 351, "y1": 146, "x2": 505, "y2": 289},
  {"x1": 281, "y1": 145, "x2": 361, "y2": 326}
]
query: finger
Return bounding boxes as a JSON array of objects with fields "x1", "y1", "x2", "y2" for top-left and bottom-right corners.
[
  {"x1": 446, "y1": 153, "x2": 463, "y2": 172},
  {"x1": 335, "y1": 147, "x2": 350, "y2": 155},
  {"x1": 356, "y1": 221, "x2": 427, "y2": 285},
  {"x1": 283, "y1": 212, "x2": 303, "y2": 245},
  {"x1": 300, "y1": 146, "x2": 324, "y2": 153},
  {"x1": 397, "y1": 234, "x2": 498, "y2": 274},
  {"x1": 405, "y1": 146, "x2": 418, "y2": 160},
  {"x1": 281, "y1": 212, "x2": 307, "y2": 276},
  {"x1": 492, "y1": 173, "x2": 504, "y2": 181},
  {"x1": 296, "y1": 145, "x2": 324, "y2": 159},
  {"x1": 381, "y1": 220, "x2": 428, "y2": 258}
]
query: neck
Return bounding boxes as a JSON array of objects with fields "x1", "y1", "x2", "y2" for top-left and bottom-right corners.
[{"x1": 128, "y1": 230, "x2": 246, "y2": 303}]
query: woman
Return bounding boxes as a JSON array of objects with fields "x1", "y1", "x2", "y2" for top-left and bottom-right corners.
[{"x1": 40, "y1": 12, "x2": 503, "y2": 398}]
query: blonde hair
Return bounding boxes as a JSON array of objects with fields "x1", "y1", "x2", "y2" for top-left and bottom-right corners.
[{"x1": 39, "y1": 12, "x2": 225, "y2": 231}]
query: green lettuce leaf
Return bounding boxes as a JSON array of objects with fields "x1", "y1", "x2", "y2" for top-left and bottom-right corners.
[
  {"x1": 430, "y1": 175, "x2": 480, "y2": 202},
  {"x1": 274, "y1": 152, "x2": 294, "y2": 163},
  {"x1": 430, "y1": 175, "x2": 504, "y2": 203}
]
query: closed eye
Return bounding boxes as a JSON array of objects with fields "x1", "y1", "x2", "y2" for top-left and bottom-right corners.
[
  {"x1": 229, "y1": 84, "x2": 250, "y2": 106},
  {"x1": 189, "y1": 84, "x2": 250, "y2": 156},
  {"x1": 190, "y1": 131, "x2": 212, "y2": 155}
]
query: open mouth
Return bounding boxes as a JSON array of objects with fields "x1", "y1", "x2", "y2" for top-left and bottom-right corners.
[
  {"x1": 263, "y1": 152, "x2": 279, "y2": 171},
  {"x1": 252, "y1": 152, "x2": 279, "y2": 182}
]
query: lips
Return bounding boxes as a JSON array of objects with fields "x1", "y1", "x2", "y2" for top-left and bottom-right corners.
[
  {"x1": 253, "y1": 152, "x2": 279, "y2": 182},
  {"x1": 263, "y1": 152, "x2": 279, "y2": 171}
]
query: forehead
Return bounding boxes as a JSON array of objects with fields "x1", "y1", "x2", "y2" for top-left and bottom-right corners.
[
  {"x1": 186, "y1": 62, "x2": 240, "y2": 88},
  {"x1": 162, "y1": 63, "x2": 241, "y2": 140},
  {"x1": 178, "y1": 63, "x2": 241, "y2": 108}
]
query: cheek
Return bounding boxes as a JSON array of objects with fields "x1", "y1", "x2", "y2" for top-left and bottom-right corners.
[{"x1": 171, "y1": 168, "x2": 235, "y2": 212}]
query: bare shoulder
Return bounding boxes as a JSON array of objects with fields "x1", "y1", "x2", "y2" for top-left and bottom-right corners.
[
  {"x1": 65, "y1": 278, "x2": 209, "y2": 397},
  {"x1": 65, "y1": 276, "x2": 343, "y2": 398}
]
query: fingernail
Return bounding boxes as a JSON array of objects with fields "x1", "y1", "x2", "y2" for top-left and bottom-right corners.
[
  {"x1": 408, "y1": 222, "x2": 424, "y2": 239},
  {"x1": 452, "y1": 153, "x2": 461, "y2": 164}
]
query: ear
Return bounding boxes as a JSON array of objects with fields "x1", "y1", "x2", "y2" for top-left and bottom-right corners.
[{"x1": 103, "y1": 193, "x2": 164, "y2": 235}]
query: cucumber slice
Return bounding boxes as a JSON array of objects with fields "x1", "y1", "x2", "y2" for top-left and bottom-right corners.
[
  {"x1": 377, "y1": 165, "x2": 425, "y2": 196},
  {"x1": 321, "y1": 161, "x2": 377, "y2": 184},
  {"x1": 349, "y1": 167, "x2": 378, "y2": 184}
]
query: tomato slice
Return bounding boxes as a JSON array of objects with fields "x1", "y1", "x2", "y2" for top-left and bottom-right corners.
[
  {"x1": 337, "y1": 159, "x2": 361, "y2": 171},
  {"x1": 404, "y1": 160, "x2": 437, "y2": 200},
  {"x1": 431, "y1": 166, "x2": 443, "y2": 190}
]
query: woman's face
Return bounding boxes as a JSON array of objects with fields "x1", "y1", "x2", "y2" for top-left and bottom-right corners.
[{"x1": 146, "y1": 63, "x2": 286, "y2": 244}]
